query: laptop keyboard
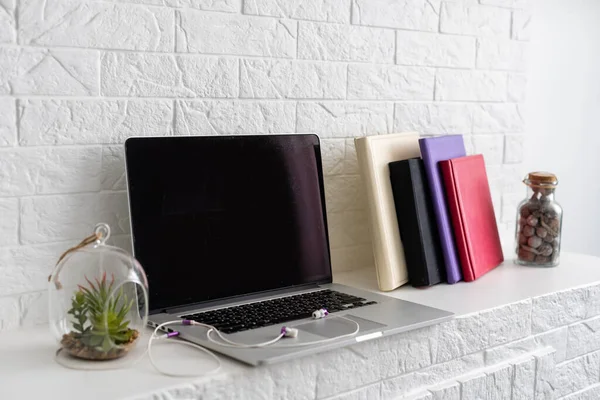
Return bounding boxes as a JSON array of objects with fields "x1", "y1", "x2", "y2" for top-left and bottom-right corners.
[{"x1": 181, "y1": 289, "x2": 377, "y2": 334}]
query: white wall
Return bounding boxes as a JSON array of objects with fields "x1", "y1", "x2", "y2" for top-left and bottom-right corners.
[
  {"x1": 0, "y1": 0, "x2": 529, "y2": 330},
  {"x1": 525, "y1": 0, "x2": 600, "y2": 257}
]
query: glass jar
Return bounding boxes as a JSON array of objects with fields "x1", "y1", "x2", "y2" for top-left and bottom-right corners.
[
  {"x1": 515, "y1": 172, "x2": 562, "y2": 267},
  {"x1": 49, "y1": 223, "x2": 149, "y2": 363}
]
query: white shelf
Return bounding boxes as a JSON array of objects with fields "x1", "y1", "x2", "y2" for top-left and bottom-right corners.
[
  {"x1": 335, "y1": 251, "x2": 600, "y2": 315},
  {"x1": 1, "y1": 252, "x2": 600, "y2": 399}
]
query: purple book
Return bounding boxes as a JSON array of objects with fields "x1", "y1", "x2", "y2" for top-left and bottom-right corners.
[{"x1": 419, "y1": 135, "x2": 466, "y2": 284}]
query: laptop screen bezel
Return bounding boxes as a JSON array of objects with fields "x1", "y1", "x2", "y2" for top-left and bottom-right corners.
[{"x1": 124, "y1": 134, "x2": 334, "y2": 314}]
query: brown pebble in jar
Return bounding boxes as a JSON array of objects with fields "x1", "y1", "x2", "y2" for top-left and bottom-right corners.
[
  {"x1": 543, "y1": 234, "x2": 555, "y2": 243},
  {"x1": 518, "y1": 234, "x2": 528, "y2": 245},
  {"x1": 545, "y1": 211, "x2": 558, "y2": 219},
  {"x1": 535, "y1": 255, "x2": 550, "y2": 263},
  {"x1": 538, "y1": 243, "x2": 553, "y2": 256},
  {"x1": 518, "y1": 248, "x2": 536, "y2": 262},
  {"x1": 527, "y1": 200, "x2": 541, "y2": 211},
  {"x1": 522, "y1": 225, "x2": 535, "y2": 237},
  {"x1": 528, "y1": 236, "x2": 543, "y2": 248},
  {"x1": 519, "y1": 217, "x2": 527, "y2": 228},
  {"x1": 526, "y1": 215, "x2": 539, "y2": 226},
  {"x1": 548, "y1": 218, "x2": 560, "y2": 231},
  {"x1": 520, "y1": 207, "x2": 530, "y2": 218},
  {"x1": 536, "y1": 227, "x2": 548, "y2": 238}
]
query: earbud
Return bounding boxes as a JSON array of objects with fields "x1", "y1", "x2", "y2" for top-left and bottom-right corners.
[
  {"x1": 281, "y1": 326, "x2": 299, "y2": 338},
  {"x1": 312, "y1": 309, "x2": 329, "y2": 319}
]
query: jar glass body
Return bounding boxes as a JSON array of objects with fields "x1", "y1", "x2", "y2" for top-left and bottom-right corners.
[
  {"x1": 49, "y1": 224, "x2": 149, "y2": 362},
  {"x1": 515, "y1": 185, "x2": 562, "y2": 266}
]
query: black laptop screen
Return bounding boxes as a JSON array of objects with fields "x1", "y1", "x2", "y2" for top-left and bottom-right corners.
[{"x1": 125, "y1": 135, "x2": 332, "y2": 312}]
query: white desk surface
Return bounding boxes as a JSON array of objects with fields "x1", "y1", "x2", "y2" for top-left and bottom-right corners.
[{"x1": 2, "y1": 252, "x2": 600, "y2": 400}]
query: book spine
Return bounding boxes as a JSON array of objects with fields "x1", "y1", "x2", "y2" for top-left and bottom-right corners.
[
  {"x1": 354, "y1": 139, "x2": 400, "y2": 291},
  {"x1": 389, "y1": 161, "x2": 429, "y2": 287},
  {"x1": 411, "y1": 161, "x2": 445, "y2": 285},
  {"x1": 440, "y1": 160, "x2": 475, "y2": 282},
  {"x1": 419, "y1": 142, "x2": 462, "y2": 284}
]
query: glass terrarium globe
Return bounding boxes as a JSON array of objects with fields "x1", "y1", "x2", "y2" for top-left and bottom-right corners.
[{"x1": 49, "y1": 223, "x2": 148, "y2": 362}]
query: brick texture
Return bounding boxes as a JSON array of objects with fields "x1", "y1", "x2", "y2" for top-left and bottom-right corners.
[{"x1": 1, "y1": 0, "x2": 529, "y2": 335}]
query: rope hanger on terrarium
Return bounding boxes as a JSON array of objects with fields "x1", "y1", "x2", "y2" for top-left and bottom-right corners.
[{"x1": 48, "y1": 229, "x2": 105, "y2": 287}]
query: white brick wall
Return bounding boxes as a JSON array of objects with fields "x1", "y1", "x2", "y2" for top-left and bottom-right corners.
[{"x1": 0, "y1": 0, "x2": 529, "y2": 330}]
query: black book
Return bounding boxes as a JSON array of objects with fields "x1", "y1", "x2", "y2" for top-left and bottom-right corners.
[{"x1": 389, "y1": 158, "x2": 445, "y2": 287}]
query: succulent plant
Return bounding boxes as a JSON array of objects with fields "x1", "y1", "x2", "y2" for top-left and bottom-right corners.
[{"x1": 67, "y1": 273, "x2": 136, "y2": 353}]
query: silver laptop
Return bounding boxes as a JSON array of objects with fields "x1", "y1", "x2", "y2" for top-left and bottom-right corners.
[{"x1": 124, "y1": 134, "x2": 453, "y2": 366}]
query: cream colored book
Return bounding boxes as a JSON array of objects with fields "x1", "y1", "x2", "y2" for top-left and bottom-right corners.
[{"x1": 355, "y1": 133, "x2": 421, "y2": 291}]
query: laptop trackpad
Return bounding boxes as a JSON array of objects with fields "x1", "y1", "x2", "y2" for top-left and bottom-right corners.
[{"x1": 295, "y1": 315, "x2": 386, "y2": 339}]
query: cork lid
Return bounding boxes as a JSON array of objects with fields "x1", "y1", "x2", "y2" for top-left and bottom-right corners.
[{"x1": 524, "y1": 171, "x2": 558, "y2": 187}]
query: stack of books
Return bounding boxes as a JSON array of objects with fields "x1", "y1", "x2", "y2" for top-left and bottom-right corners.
[{"x1": 355, "y1": 134, "x2": 503, "y2": 290}]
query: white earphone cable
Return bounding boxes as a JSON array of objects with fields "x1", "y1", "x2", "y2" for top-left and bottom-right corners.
[
  {"x1": 204, "y1": 325, "x2": 286, "y2": 348},
  {"x1": 148, "y1": 321, "x2": 222, "y2": 377},
  {"x1": 266, "y1": 316, "x2": 360, "y2": 348},
  {"x1": 197, "y1": 316, "x2": 360, "y2": 348}
]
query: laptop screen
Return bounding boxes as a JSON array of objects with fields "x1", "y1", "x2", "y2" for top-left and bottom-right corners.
[{"x1": 125, "y1": 135, "x2": 332, "y2": 313}]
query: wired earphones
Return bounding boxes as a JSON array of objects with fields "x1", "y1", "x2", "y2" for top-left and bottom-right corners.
[{"x1": 148, "y1": 308, "x2": 360, "y2": 376}]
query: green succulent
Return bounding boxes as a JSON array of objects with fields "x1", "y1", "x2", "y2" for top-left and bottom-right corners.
[{"x1": 67, "y1": 273, "x2": 136, "y2": 353}]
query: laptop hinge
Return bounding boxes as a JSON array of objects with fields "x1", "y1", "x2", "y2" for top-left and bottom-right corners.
[{"x1": 157, "y1": 283, "x2": 323, "y2": 316}]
